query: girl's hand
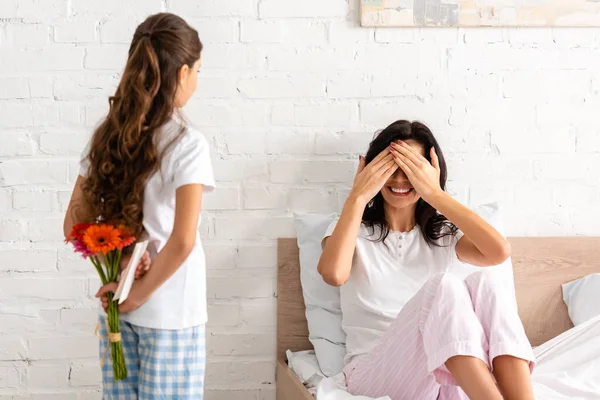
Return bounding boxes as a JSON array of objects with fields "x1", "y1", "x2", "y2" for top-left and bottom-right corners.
[
  {"x1": 350, "y1": 148, "x2": 398, "y2": 206},
  {"x1": 390, "y1": 141, "x2": 442, "y2": 202},
  {"x1": 96, "y1": 282, "x2": 143, "y2": 313},
  {"x1": 120, "y1": 251, "x2": 151, "y2": 279}
]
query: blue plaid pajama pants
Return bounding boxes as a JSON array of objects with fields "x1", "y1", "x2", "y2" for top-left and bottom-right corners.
[{"x1": 99, "y1": 316, "x2": 206, "y2": 400}]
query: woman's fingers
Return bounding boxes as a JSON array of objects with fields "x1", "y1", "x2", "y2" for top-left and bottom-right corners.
[
  {"x1": 430, "y1": 147, "x2": 440, "y2": 172},
  {"x1": 392, "y1": 142, "x2": 426, "y2": 166}
]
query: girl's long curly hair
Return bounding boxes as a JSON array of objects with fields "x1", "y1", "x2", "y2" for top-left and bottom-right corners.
[
  {"x1": 362, "y1": 120, "x2": 458, "y2": 246},
  {"x1": 81, "y1": 13, "x2": 202, "y2": 237}
]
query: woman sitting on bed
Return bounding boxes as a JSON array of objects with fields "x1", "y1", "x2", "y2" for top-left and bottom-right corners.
[{"x1": 318, "y1": 120, "x2": 535, "y2": 400}]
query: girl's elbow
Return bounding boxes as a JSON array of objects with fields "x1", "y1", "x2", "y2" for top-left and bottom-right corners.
[
  {"x1": 173, "y1": 236, "x2": 196, "y2": 257},
  {"x1": 491, "y1": 241, "x2": 511, "y2": 265},
  {"x1": 318, "y1": 265, "x2": 348, "y2": 287}
]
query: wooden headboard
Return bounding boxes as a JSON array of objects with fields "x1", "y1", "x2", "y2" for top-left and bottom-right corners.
[{"x1": 277, "y1": 237, "x2": 600, "y2": 361}]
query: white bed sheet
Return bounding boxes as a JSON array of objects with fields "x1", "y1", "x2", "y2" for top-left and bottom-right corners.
[{"x1": 288, "y1": 315, "x2": 600, "y2": 400}]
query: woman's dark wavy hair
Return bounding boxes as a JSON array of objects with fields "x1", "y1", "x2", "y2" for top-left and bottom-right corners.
[
  {"x1": 81, "y1": 13, "x2": 202, "y2": 237},
  {"x1": 362, "y1": 120, "x2": 458, "y2": 246}
]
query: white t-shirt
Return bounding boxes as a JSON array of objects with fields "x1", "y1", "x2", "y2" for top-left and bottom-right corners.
[
  {"x1": 80, "y1": 118, "x2": 215, "y2": 330},
  {"x1": 324, "y1": 221, "x2": 466, "y2": 366}
]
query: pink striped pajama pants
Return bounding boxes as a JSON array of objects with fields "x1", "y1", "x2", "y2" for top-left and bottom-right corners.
[{"x1": 345, "y1": 271, "x2": 536, "y2": 400}]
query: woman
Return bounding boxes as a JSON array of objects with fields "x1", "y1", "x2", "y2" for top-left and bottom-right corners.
[
  {"x1": 318, "y1": 120, "x2": 535, "y2": 400},
  {"x1": 63, "y1": 13, "x2": 213, "y2": 399}
]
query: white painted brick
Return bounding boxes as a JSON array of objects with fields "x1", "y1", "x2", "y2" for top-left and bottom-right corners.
[
  {"x1": 28, "y1": 336, "x2": 97, "y2": 360},
  {"x1": 204, "y1": 244, "x2": 237, "y2": 270},
  {"x1": 534, "y1": 155, "x2": 599, "y2": 181},
  {"x1": 260, "y1": 0, "x2": 346, "y2": 18},
  {"x1": 72, "y1": 0, "x2": 161, "y2": 15},
  {"x1": 552, "y1": 28, "x2": 596, "y2": 47},
  {"x1": 6, "y1": 24, "x2": 50, "y2": 46},
  {"x1": 576, "y1": 128, "x2": 600, "y2": 153},
  {"x1": 54, "y1": 21, "x2": 97, "y2": 43},
  {"x1": 237, "y1": 244, "x2": 277, "y2": 268},
  {"x1": 28, "y1": 218, "x2": 63, "y2": 242},
  {"x1": 27, "y1": 363, "x2": 69, "y2": 388},
  {"x1": 32, "y1": 100, "x2": 59, "y2": 126},
  {"x1": 238, "y1": 74, "x2": 325, "y2": 98},
  {"x1": 0, "y1": 220, "x2": 28, "y2": 242},
  {"x1": 206, "y1": 360, "x2": 274, "y2": 385},
  {"x1": 370, "y1": 73, "x2": 428, "y2": 98},
  {"x1": 207, "y1": 303, "x2": 240, "y2": 327},
  {"x1": 207, "y1": 277, "x2": 274, "y2": 299},
  {"x1": 447, "y1": 155, "x2": 535, "y2": 182},
  {"x1": 185, "y1": 100, "x2": 269, "y2": 127},
  {"x1": 243, "y1": 186, "x2": 287, "y2": 210},
  {"x1": 466, "y1": 99, "x2": 536, "y2": 127},
  {"x1": 172, "y1": 0, "x2": 255, "y2": 17},
  {"x1": 205, "y1": 390, "x2": 259, "y2": 400},
  {"x1": 40, "y1": 132, "x2": 88, "y2": 155},
  {"x1": 0, "y1": 250, "x2": 56, "y2": 272},
  {"x1": 463, "y1": 28, "x2": 505, "y2": 44},
  {"x1": 196, "y1": 74, "x2": 239, "y2": 99},
  {"x1": 266, "y1": 131, "x2": 313, "y2": 154},
  {"x1": 59, "y1": 102, "x2": 85, "y2": 125},
  {"x1": 19, "y1": 393, "x2": 78, "y2": 400},
  {"x1": 223, "y1": 132, "x2": 266, "y2": 155},
  {"x1": 537, "y1": 101, "x2": 599, "y2": 127},
  {"x1": 0, "y1": 189, "x2": 11, "y2": 212},
  {"x1": 268, "y1": 48, "x2": 356, "y2": 72},
  {"x1": 0, "y1": 78, "x2": 29, "y2": 99},
  {"x1": 0, "y1": 132, "x2": 36, "y2": 156},
  {"x1": 60, "y1": 308, "x2": 98, "y2": 332},
  {"x1": 271, "y1": 102, "x2": 358, "y2": 128},
  {"x1": 315, "y1": 132, "x2": 372, "y2": 155},
  {"x1": 375, "y1": 28, "x2": 417, "y2": 43},
  {"x1": 419, "y1": 28, "x2": 459, "y2": 44},
  {"x1": 57, "y1": 249, "x2": 89, "y2": 273},
  {"x1": 99, "y1": 19, "x2": 137, "y2": 43},
  {"x1": 355, "y1": 45, "x2": 442, "y2": 73},
  {"x1": 0, "y1": 101, "x2": 33, "y2": 128},
  {"x1": 288, "y1": 188, "x2": 338, "y2": 213},
  {"x1": 29, "y1": 77, "x2": 53, "y2": 98},
  {"x1": 84, "y1": 45, "x2": 128, "y2": 70},
  {"x1": 327, "y1": 73, "x2": 372, "y2": 98},
  {"x1": 269, "y1": 161, "x2": 355, "y2": 183},
  {"x1": 84, "y1": 103, "x2": 107, "y2": 127},
  {"x1": 204, "y1": 187, "x2": 240, "y2": 210},
  {"x1": 191, "y1": 19, "x2": 239, "y2": 43},
  {"x1": 212, "y1": 160, "x2": 268, "y2": 182},
  {"x1": 208, "y1": 333, "x2": 275, "y2": 357},
  {"x1": 241, "y1": 21, "x2": 284, "y2": 43},
  {"x1": 491, "y1": 126, "x2": 576, "y2": 154},
  {"x1": 330, "y1": 21, "x2": 372, "y2": 44},
  {"x1": 241, "y1": 299, "x2": 276, "y2": 327},
  {"x1": 214, "y1": 216, "x2": 294, "y2": 240},
  {"x1": 69, "y1": 361, "x2": 100, "y2": 387},
  {"x1": 284, "y1": 21, "x2": 328, "y2": 45},
  {"x1": 0, "y1": 362, "x2": 25, "y2": 389},
  {"x1": 78, "y1": 390, "x2": 102, "y2": 400},
  {"x1": 2, "y1": 0, "x2": 67, "y2": 19},
  {"x1": 0, "y1": 339, "x2": 27, "y2": 361},
  {"x1": 0, "y1": 47, "x2": 85, "y2": 73},
  {"x1": 508, "y1": 28, "x2": 553, "y2": 45},
  {"x1": 0, "y1": 278, "x2": 87, "y2": 300},
  {"x1": 359, "y1": 99, "x2": 450, "y2": 131}
]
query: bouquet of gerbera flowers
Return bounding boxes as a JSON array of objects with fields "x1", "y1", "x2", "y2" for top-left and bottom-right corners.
[{"x1": 65, "y1": 222, "x2": 136, "y2": 381}]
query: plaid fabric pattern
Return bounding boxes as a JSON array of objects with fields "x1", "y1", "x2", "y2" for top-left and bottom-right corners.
[{"x1": 99, "y1": 316, "x2": 206, "y2": 400}]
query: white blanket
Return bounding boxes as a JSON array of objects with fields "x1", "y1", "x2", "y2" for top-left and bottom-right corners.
[{"x1": 289, "y1": 315, "x2": 600, "y2": 400}]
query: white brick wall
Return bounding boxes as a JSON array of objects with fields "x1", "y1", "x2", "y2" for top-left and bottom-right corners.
[{"x1": 1, "y1": 0, "x2": 600, "y2": 398}]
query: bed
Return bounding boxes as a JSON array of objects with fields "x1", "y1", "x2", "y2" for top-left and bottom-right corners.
[{"x1": 276, "y1": 237, "x2": 600, "y2": 400}]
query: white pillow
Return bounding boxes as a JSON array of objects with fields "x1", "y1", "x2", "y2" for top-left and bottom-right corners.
[
  {"x1": 294, "y1": 214, "x2": 346, "y2": 377},
  {"x1": 562, "y1": 273, "x2": 600, "y2": 326}
]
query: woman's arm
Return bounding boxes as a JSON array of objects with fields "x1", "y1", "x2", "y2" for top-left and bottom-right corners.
[
  {"x1": 428, "y1": 192, "x2": 510, "y2": 266},
  {"x1": 390, "y1": 141, "x2": 510, "y2": 267},
  {"x1": 97, "y1": 184, "x2": 204, "y2": 312},
  {"x1": 318, "y1": 150, "x2": 398, "y2": 286},
  {"x1": 63, "y1": 176, "x2": 93, "y2": 238}
]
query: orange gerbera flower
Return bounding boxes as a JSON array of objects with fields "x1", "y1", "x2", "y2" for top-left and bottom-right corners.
[
  {"x1": 118, "y1": 230, "x2": 136, "y2": 250},
  {"x1": 65, "y1": 222, "x2": 92, "y2": 243},
  {"x1": 83, "y1": 224, "x2": 121, "y2": 255}
]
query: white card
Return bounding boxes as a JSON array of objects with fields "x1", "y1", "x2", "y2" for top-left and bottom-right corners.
[{"x1": 113, "y1": 240, "x2": 149, "y2": 304}]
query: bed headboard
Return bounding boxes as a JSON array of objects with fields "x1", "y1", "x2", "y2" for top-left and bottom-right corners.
[{"x1": 277, "y1": 237, "x2": 600, "y2": 361}]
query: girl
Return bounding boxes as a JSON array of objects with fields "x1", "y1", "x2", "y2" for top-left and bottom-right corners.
[
  {"x1": 63, "y1": 13, "x2": 213, "y2": 399},
  {"x1": 318, "y1": 120, "x2": 535, "y2": 400}
]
